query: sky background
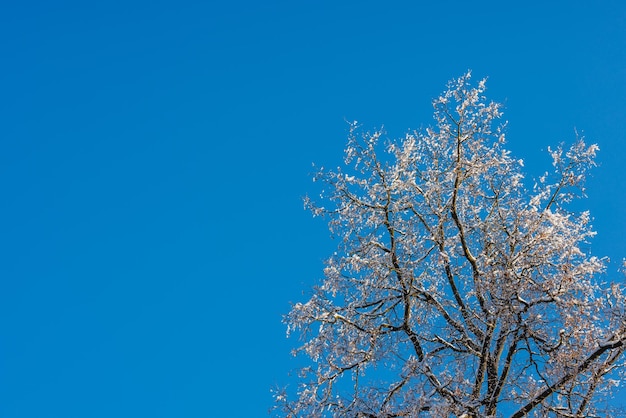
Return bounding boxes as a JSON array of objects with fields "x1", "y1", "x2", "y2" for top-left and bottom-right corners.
[{"x1": 1, "y1": 1, "x2": 625, "y2": 417}]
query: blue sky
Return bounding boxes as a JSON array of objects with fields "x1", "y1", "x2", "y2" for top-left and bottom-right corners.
[{"x1": 1, "y1": 1, "x2": 625, "y2": 416}]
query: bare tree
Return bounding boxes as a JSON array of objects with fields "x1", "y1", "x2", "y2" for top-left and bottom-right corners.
[{"x1": 274, "y1": 73, "x2": 626, "y2": 417}]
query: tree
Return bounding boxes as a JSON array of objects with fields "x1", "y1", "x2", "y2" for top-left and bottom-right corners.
[{"x1": 274, "y1": 72, "x2": 626, "y2": 417}]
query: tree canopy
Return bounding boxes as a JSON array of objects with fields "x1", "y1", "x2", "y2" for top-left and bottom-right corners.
[{"x1": 275, "y1": 73, "x2": 626, "y2": 417}]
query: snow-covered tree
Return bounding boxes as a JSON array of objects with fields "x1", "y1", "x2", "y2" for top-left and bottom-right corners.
[{"x1": 275, "y1": 73, "x2": 626, "y2": 417}]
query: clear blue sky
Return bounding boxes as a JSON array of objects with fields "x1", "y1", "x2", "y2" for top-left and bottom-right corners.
[{"x1": 1, "y1": 1, "x2": 625, "y2": 416}]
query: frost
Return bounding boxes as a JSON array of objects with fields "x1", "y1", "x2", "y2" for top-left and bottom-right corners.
[{"x1": 275, "y1": 72, "x2": 625, "y2": 418}]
